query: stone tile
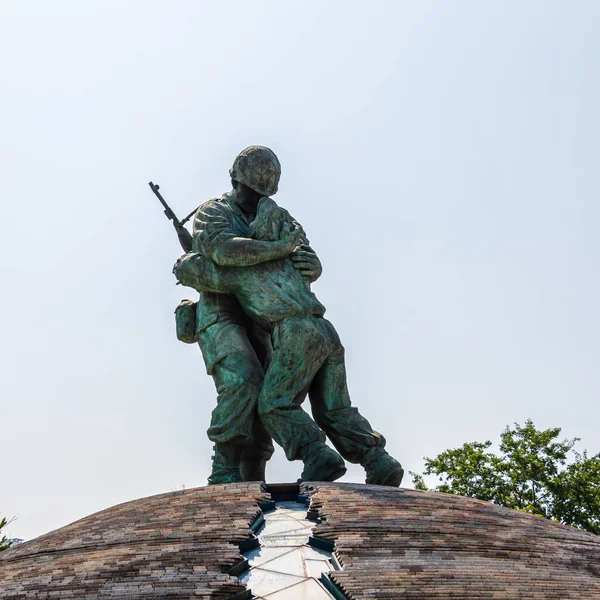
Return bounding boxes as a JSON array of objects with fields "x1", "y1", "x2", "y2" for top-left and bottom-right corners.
[
  {"x1": 262, "y1": 577, "x2": 333, "y2": 599},
  {"x1": 302, "y1": 482, "x2": 600, "y2": 599},
  {"x1": 4, "y1": 483, "x2": 599, "y2": 599},
  {"x1": 245, "y1": 546, "x2": 298, "y2": 568},
  {"x1": 255, "y1": 548, "x2": 306, "y2": 577},
  {"x1": 239, "y1": 567, "x2": 306, "y2": 597}
]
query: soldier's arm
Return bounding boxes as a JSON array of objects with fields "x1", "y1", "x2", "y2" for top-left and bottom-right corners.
[
  {"x1": 193, "y1": 199, "x2": 300, "y2": 267},
  {"x1": 211, "y1": 236, "x2": 298, "y2": 267},
  {"x1": 173, "y1": 252, "x2": 237, "y2": 294}
]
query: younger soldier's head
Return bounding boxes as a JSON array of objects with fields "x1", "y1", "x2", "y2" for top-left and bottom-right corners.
[{"x1": 248, "y1": 197, "x2": 303, "y2": 246}]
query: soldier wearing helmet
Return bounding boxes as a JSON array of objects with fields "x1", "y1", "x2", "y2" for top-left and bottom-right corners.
[
  {"x1": 178, "y1": 147, "x2": 404, "y2": 486},
  {"x1": 190, "y1": 146, "x2": 322, "y2": 484}
]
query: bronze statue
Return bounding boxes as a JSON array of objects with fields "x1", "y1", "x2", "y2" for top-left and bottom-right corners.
[{"x1": 172, "y1": 146, "x2": 404, "y2": 486}]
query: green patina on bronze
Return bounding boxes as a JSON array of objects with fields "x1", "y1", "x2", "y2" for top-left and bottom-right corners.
[{"x1": 173, "y1": 146, "x2": 404, "y2": 486}]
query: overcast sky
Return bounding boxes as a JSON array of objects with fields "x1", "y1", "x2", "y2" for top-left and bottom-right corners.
[{"x1": 1, "y1": 1, "x2": 598, "y2": 541}]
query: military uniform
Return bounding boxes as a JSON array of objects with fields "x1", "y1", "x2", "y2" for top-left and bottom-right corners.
[
  {"x1": 188, "y1": 197, "x2": 389, "y2": 474},
  {"x1": 178, "y1": 145, "x2": 402, "y2": 486},
  {"x1": 193, "y1": 194, "x2": 274, "y2": 482}
]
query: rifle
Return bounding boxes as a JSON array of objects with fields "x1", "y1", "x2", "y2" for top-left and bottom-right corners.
[{"x1": 148, "y1": 181, "x2": 194, "y2": 252}]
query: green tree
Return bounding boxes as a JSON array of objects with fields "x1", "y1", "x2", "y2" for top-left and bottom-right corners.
[
  {"x1": 411, "y1": 419, "x2": 600, "y2": 535},
  {"x1": 0, "y1": 516, "x2": 12, "y2": 552}
]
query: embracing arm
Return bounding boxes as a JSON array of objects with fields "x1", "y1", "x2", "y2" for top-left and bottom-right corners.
[
  {"x1": 211, "y1": 237, "x2": 296, "y2": 267},
  {"x1": 193, "y1": 197, "x2": 302, "y2": 267},
  {"x1": 173, "y1": 252, "x2": 236, "y2": 294}
]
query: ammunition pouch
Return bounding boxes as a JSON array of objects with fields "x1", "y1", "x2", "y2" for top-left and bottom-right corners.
[{"x1": 175, "y1": 299, "x2": 198, "y2": 344}]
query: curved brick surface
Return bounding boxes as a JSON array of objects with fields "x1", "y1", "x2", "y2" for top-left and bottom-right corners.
[
  {"x1": 2, "y1": 483, "x2": 599, "y2": 599},
  {"x1": 303, "y1": 482, "x2": 600, "y2": 599},
  {"x1": 0, "y1": 484, "x2": 267, "y2": 599}
]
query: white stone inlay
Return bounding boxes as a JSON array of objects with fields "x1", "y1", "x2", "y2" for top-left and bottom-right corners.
[{"x1": 238, "y1": 500, "x2": 339, "y2": 599}]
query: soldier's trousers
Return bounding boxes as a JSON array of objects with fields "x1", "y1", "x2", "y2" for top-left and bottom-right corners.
[
  {"x1": 199, "y1": 320, "x2": 274, "y2": 463},
  {"x1": 257, "y1": 316, "x2": 385, "y2": 462}
]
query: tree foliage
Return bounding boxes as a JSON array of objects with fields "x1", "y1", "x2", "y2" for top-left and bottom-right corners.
[
  {"x1": 411, "y1": 420, "x2": 600, "y2": 535},
  {"x1": 0, "y1": 516, "x2": 12, "y2": 552}
]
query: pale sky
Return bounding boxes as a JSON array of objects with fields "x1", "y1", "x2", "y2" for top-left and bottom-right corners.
[{"x1": 1, "y1": 1, "x2": 598, "y2": 541}]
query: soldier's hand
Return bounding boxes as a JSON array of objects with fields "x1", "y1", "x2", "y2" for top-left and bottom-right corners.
[
  {"x1": 291, "y1": 246, "x2": 322, "y2": 282},
  {"x1": 172, "y1": 253, "x2": 195, "y2": 286}
]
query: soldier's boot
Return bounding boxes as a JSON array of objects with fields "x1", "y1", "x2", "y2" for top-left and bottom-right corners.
[
  {"x1": 299, "y1": 443, "x2": 347, "y2": 482},
  {"x1": 240, "y1": 457, "x2": 268, "y2": 482},
  {"x1": 207, "y1": 443, "x2": 244, "y2": 485},
  {"x1": 361, "y1": 447, "x2": 404, "y2": 487},
  {"x1": 239, "y1": 426, "x2": 274, "y2": 482}
]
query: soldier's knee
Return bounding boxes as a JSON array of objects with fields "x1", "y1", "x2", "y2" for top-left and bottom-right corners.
[
  {"x1": 313, "y1": 405, "x2": 355, "y2": 431},
  {"x1": 218, "y1": 379, "x2": 262, "y2": 405},
  {"x1": 243, "y1": 368, "x2": 263, "y2": 398},
  {"x1": 218, "y1": 352, "x2": 263, "y2": 388},
  {"x1": 238, "y1": 353, "x2": 264, "y2": 379}
]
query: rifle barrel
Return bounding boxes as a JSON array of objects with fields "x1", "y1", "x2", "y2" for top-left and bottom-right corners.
[
  {"x1": 149, "y1": 181, "x2": 178, "y2": 224},
  {"x1": 148, "y1": 181, "x2": 193, "y2": 251}
]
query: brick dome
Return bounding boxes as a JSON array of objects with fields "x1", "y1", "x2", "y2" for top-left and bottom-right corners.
[{"x1": 1, "y1": 483, "x2": 599, "y2": 599}]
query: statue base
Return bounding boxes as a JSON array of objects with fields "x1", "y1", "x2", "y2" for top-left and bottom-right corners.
[{"x1": 1, "y1": 482, "x2": 599, "y2": 599}]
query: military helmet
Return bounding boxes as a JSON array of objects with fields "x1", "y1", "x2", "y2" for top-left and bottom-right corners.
[{"x1": 230, "y1": 145, "x2": 281, "y2": 197}]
